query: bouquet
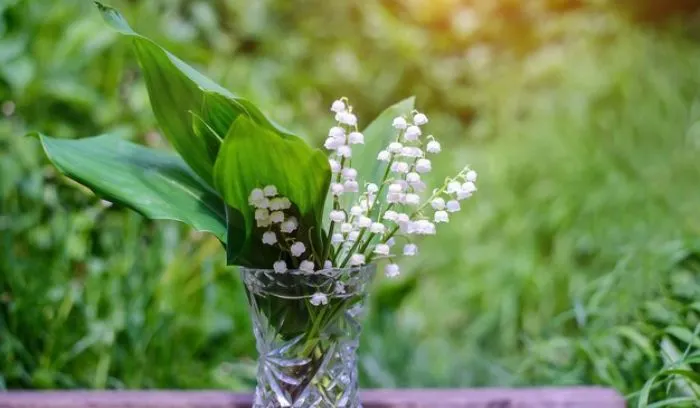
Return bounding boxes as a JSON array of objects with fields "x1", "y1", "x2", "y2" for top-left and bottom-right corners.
[{"x1": 34, "y1": 3, "x2": 477, "y2": 407}]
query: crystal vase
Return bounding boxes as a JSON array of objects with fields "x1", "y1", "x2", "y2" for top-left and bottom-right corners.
[{"x1": 240, "y1": 264, "x2": 376, "y2": 408}]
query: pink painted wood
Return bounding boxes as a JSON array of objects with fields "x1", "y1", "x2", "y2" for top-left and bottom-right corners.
[{"x1": 0, "y1": 388, "x2": 625, "y2": 408}]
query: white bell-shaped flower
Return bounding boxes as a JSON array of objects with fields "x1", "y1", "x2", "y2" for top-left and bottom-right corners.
[
  {"x1": 348, "y1": 131, "x2": 364, "y2": 144},
  {"x1": 403, "y1": 243, "x2": 418, "y2": 256},
  {"x1": 374, "y1": 244, "x2": 390, "y2": 256},
  {"x1": 388, "y1": 142, "x2": 403, "y2": 153},
  {"x1": 342, "y1": 168, "x2": 358, "y2": 180},
  {"x1": 249, "y1": 188, "x2": 265, "y2": 204},
  {"x1": 391, "y1": 161, "x2": 410, "y2": 174},
  {"x1": 337, "y1": 145, "x2": 352, "y2": 158},
  {"x1": 329, "y1": 159, "x2": 341, "y2": 173},
  {"x1": 466, "y1": 170, "x2": 478, "y2": 182},
  {"x1": 383, "y1": 210, "x2": 398, "y2": 222},
  {"x1": 324, "y1": 137, "x2": 339, "y2": 151},
  {"x1": 385, "y1": 263, "x2": 400, "y2": 278},
  {"x1": 331, "y1": 183, "x2": 345, "y2": 196},
  {"x1": 350, "y1": 206, "x2": 363, "y2": 217},
  {"x1": 396, "y1": 213, "x2": 410, "y2": 224},
  {"x1": 434, "y1": 210, "x2": 449, "y2": 223},
  {"x1": 344, "y1": 180, "x2": 359, "y2": 192},
  {"x1": 404, "y1": 125, "x2": 421, "y2": 141},
  {"x1": 329, "y1": 126, "x2": 345, "y2": 138},
  {"x1": 426, "y1": 140, "x2": 441, "y2": 153},
  {"x1": 310, "y1": 292, "x2": 328, "y2": 306},
  {"x1": 278, "y1": 197, "x2": 291, "y2": 210},
  {"x1": 462, "y1": 181, "x2": 477, "y2": 194},
  {"x1": 269, "y1": 211, "x2": 284, "y2": 223},
  {"x1": 405, "y1": 193, "x2": 420, "y2": 206},
  {"x1": 370, "y1": 222, "x2": 386, "y2": 234},
  {"x1": 263, "y1": 185, "x2": 278, "y2": 197},
  {"x1": 446, "y1": 199, "x2": 461, "y2": 212},
  {"x1": 401, "y1": 146, "x2": 423, "y2": 158},
  {"x1": 329, "y1": 210, "x2": 346, "y2": 223},
  {"x1": 413, "y1": 112, "x2": 428, "y2": 125},
  {"x1": 290, "y1": 241, "x2": 306, "y2": 257},
  {"x1": 349, "y1": 253, "x2": 366, "y2": 266},
  {"x1": 412, "y1": 181, "x2": 427, "y2": 192},
  {"x1": 366, "y1": 183, "x2": 379, "y2": 193},
  {"x1": 392, "y1": 116, "x2": 407, "y2": 129},
  {"x1": 331, "y1": 99, "x2": 346, "y2": 113},
  {"x1": 388, "y1": 183, "x2": 404, "y2": 193},
  {"x1": 255, "y1": 208, "x2": 269, "y2": 221},
  {"x1": 416, "y1": 158, "x2": 432, "y2": 173},
  {"x1": 431, "y1": 197, "x2": 446, "y2": 210},
  {"x1": 262, "y1": 231, "x2": 277, "y2": 245},
  {"x1": 447, "y1": 181, "x2": 462, "y2": 194},
  {"x1": 357, "y1": 216, "x2": 372, "y2": 228},
  {"x1": 386, "y1": 192, "x2": 403, "y2": 203},
  {"x1": 338, "y1": 111, "x2": 357, "y2": 126},
  {"x1": 331, "y1": 233, "x2": 344, "y2": 244},
  {"x1": 281, "y1": 217, "x2": 298, "y2": 233},
  {"x1": 377, "y1": 150, "x2": 391, "y2": 162},
  {"x1": 340, "y1": 222, "x2": 353, "y2": 234},
  {"x1": 273, "y1": 260, "x2": 288, "y2": 273},
  {"x1": 299, "y1": 260, "x2": 315, "y2": 274},
  {"x1": 406, "y1": 172, "x2": 421, "y2": 184}
]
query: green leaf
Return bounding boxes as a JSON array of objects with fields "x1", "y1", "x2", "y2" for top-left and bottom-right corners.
[
  {"x1": 665, "y1": 326, "x2": 700, "y2": 349},
  {"x1": 33, "y1": 132, "x2": 228, "y2": 242},
  {"x1": 94, "y1": 2, "x2": 297, "y2": 186},
  {"x1": 213, "y1": 116, "x2": 331, "y2": 267},
  {"x1": 613, "y1": 326, "x2": 657, "y2": 362},
  {"x1": 353, "y1": 96, "x2": 415, "y2": 186}
]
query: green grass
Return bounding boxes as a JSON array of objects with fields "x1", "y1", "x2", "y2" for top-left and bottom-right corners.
[{"x1": 1, "y1": 0, "x2": 699, "y2": 406}]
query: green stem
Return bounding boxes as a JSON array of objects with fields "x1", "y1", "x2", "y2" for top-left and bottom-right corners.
[{"x1": 338, "y1": 228, "x2": 367, "y2": 268}]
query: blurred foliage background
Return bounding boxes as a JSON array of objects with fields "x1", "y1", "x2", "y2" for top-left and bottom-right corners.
[{"x1": 2, "y1": 0, "x2": 700, "y2": 405}]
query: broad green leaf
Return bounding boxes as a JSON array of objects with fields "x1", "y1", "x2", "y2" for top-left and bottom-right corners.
[
  {"x1": 213, "y1": 116, "x2": 331, "y2": 268},
  {"x1": 34, "y1": 132, "x2": 228, "y2": 242},
  {"x1": 95, "y1": 2, "x2": 298, "y2": 186},
  {"x1": 353, "y1": 96, "x2": 415, "y2": 186},
  {"x1": 95, "y1": 2, "x2": 225, "y2": 185}
]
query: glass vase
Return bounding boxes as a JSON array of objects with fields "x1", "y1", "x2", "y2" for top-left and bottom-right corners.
[{"x1": 240, "y1": 264, "x2": 376, "y2": 408}]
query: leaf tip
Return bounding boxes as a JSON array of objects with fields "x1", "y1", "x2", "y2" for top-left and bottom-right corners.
[{"x1": 94, "y1": 1, "x2": 135, "y2": 35}]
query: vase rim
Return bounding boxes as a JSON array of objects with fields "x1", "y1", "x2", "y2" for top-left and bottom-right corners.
[{"x1": 238, "y1": 263, "x2": 376, "y2": 276}]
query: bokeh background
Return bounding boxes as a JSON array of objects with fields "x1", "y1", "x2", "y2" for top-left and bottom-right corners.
[{"x1": 2, "y1": 0, "x2": 700, "y2": 405}]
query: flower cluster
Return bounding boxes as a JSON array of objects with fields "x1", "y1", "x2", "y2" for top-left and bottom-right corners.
[
  {"x1": 247, "y1": 97, "x2": 477, "y2": 303},
  {"x1": 248, "y1": 186, "x2": 314, "y2": 274},
  {"x1": 323, "y1": 98, "x2": 477, "y2": 280}
]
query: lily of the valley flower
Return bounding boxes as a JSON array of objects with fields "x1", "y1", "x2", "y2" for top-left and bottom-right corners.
[
  {"x1": 290, "y1": 241, "x2": 306, "y2": 257},
  {"x1": 273, "y1": 260, "x2": 288, "y2": 273},
  {"x1": 310, "y1": 292, "x2": 329, "y2": 306}
]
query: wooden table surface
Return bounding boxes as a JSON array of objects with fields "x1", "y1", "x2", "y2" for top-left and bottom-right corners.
[{"x1": 0, "y1": 388, "x2": 626, "y2": 408}]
